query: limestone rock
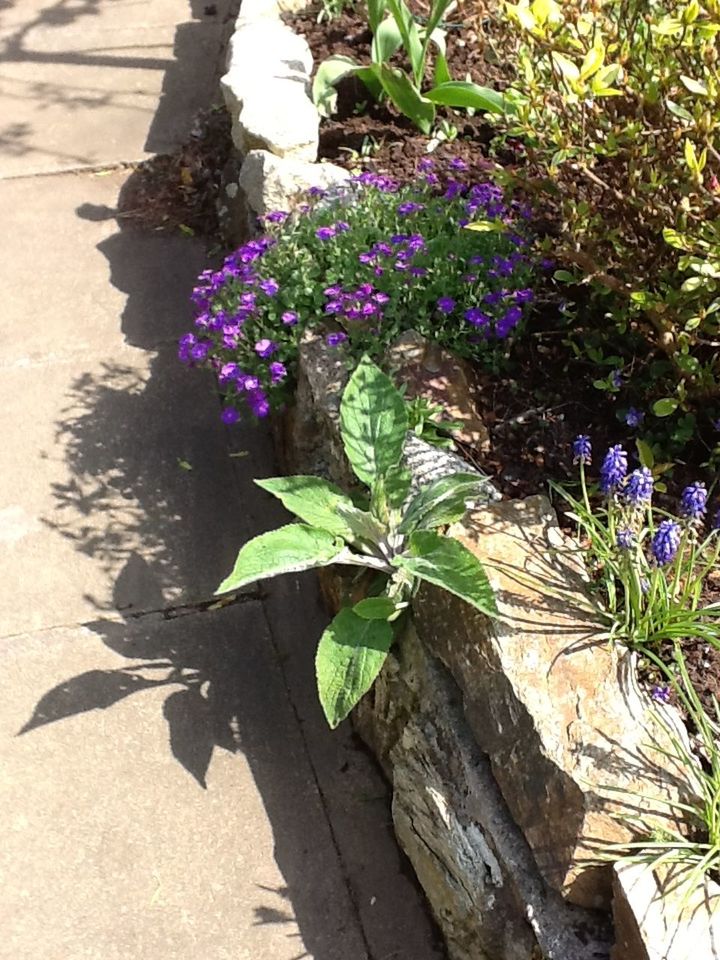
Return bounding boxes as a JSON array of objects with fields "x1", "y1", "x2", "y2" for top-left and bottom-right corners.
[
  {"x1": 413, "y1": 495, "x2": 690, "y2": 910},
  {"x1": 238, "y1": 149, "x2": 349, "y2": 217},
  {"x1": 236, "y1": 0, "x2": 281, "y2": 20},
  {"x1": 386, "y1": 330, "x2": 490, "y2": 451},
  {"x1": 221, "y1": 20, "x2": 318, "y2": 162},
  {"x1": 612, "y1": 862, "x2": 720, "y2": 959},
  {"x1": 355, "y1": 626, "x2": 612, "y2": 960}
]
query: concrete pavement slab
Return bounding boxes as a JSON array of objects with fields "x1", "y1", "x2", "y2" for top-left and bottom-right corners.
[
  {"x1": 0, "y1": 170, "x2": 207, "y2": 365},
  {"x1": 0, "y1": 606, "x2": 369, "y2": 960},
  {"x1": 0, "y1": 1, "x2": 234, "y2": 176}
]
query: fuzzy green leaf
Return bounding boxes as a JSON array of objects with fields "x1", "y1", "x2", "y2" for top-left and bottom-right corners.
[
  {"x1": 256, "y1": 476, "x2": 356, "y2": 540},
  {"x1": 353, "y1": 596, "x2": 397, "y2": 620},
  {"x1": 216, "y1": 524, "x2": 343, "y2": 594},
  {"x1": 400, "y1": 473, "x2": 488, "y2": 533},
  {"x1": 316, "y1": 608, "x2": 394, "y2": 727},
  {"x1": 340, "y1": 355, "x2": 408, "y2": 487},
  {"x1": 394, "y1": 530, "x2": 497, "y2": 618}
]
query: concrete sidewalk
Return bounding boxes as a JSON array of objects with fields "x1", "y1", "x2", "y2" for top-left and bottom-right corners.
[{"x1": 0, "y1": 2, "x2": 443, "y2": 958}]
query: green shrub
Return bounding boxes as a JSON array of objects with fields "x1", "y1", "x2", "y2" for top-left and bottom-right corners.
[{"x1": 493, "y1": 0, "x2": 720, "y2": 430}]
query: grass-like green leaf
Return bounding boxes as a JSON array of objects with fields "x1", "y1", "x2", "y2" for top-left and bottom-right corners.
[
  {"x1": 216, "y1": 524, "x2": 343, "y2": 594},
  {"x1": 376, "y1": 64, "x2": 435, "y2": 134},
  {"x1": 394, "y1": 529, "x2": 498, "y2": 617},
  {"x1": 316, "y1": 608, "x2": 394, "y2": 727},
  {"x1": 256, "y1": 476, "x2": 356, "y2": 540},
  {"x1": 425, "y1": 81, "x2": 513, "y2": 115},
  {"x1": 340, "y1": 355, "x2": 408, "y2": 488}
]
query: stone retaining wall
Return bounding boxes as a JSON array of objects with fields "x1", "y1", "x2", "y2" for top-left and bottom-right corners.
[{"x1": 218, "y1": 2, "x2": 720, "y2": 956}]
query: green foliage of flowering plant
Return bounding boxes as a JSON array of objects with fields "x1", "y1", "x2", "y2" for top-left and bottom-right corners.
[
  {"x1": 178, "y1": 165, "x2": 538, "y2": 425},
  {"x1": 313, "y1": 0, "x2": 511, "y2": 133},
  {"x1": 215, "y1": 357, "x2": 497, "y2": 728},
  {"x1": 490, "y1": 0, "x2": 720, "y2": 433},
  {"x1": 553, "y1": 435, "x2": 720, "y2": 652}
]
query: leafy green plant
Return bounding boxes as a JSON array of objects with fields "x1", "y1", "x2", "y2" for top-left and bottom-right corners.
[
  {"x1": 317, "y1": 0, "x2": 355, "y2": 21},
  {"x1": 489, "y1": 0, "x2": 720, "y2": 434},
  {"x1": 313, "y1": 0, "x2": 512, "y2": 133},
  {"x1": 215, "y1": 357, "x2": 497, "y2": 728},
  {"x1": 552, "y1": 436, "x2": 720, "y2": 652},
  {"x1": 603, "y1": 645, "x2": 720, "y2": 887},
  {"x1": 404, "y1": 394, "x2": 464, "y2": 449}
]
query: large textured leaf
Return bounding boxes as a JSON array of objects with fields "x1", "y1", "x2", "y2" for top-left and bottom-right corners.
[
  {"x1": 394, "y1": 530, "x2": 498, "y2": 617},
  {"x1": 256, "y1": 476, "x2": 356, "y2": 540},
  {"x1": 400, "y1": 473, "x2": 488, "y2": 533},
  {"x1": 376, "y1": 64, "x2": 435, "y2": 133},
  {"x1": 313, "y1": 55, "x2": 359, "y2": 117},
  {"x1": 316, "y1": 608, "x2": 394, "y2": 727},
  {"x1": 372, "y1": 16, "x2": 403, "y2": 63},
  {"x1": 425, "y1": 81, "x2": 513, "y2": 115},
  {"x1": 340, "y1": 355, "x2": 408, "y2": 487},
  {"x1": 216, "y1": 524, "x2": 342, "y2": 594}
]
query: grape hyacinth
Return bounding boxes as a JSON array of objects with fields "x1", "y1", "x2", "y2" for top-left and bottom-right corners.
[
  {"x1": 600, "y1": 445, "x2": 628, "y2": 494},
  {"x1": 572, "y1": 435, "x2": 592, "y2": 465},
  {"x1": 616, "y1": 528, "x2": 636, "y2": 551},
  {"x1": 624, "y1": 467, "x2": 654, "y2": 505},
  {"x1": 651, "y1": 520, "x2": 681, "y2": 566},
  {"x1": 680, "y1": 482, "x2": 708, "y2": 520}
]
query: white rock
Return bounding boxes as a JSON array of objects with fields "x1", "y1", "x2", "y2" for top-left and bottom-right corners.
[
  {"x1": 238, "y1": 149, "x2": 349, "y2": 216},
  {"x1": 236, "y1": 0, "x2": 281, "y2": 21},
  {"x1": 223, "y1": 19, "x2": 312, "y2": 84},
  {"x1": 612, "y1": 861, "x2": 720, "y2": 959}
]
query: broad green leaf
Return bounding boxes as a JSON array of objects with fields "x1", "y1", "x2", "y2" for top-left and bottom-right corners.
[
  {"x1": 551, "y1": 51, "x2": 580, "y2": 82},
  {"x1": 353, "y1": 596, "x2": 397, "y2": 620},
  {"x1": 336, "y1": 503, "x2": 386, "y2": 547},
  {"x1": 340, "y1": 354, "x2": 408, "y2": 487},
  {"x1": 636, "y1": 439, "x2": 655, "y2": 470},
  {"x1": 217, "y1": 524, "x2": 343, "y2": 594},
  {"x1": 372, "y1": 16, "x2": 403, "y2": 63},
  {"x1": 434, "y1": 49, "x2": 451, "y2": 87},
  {"x1": 663, "y1": 227, "x2": 690, "y2": 251},
  {"x1": 376, "y1": 64, "x2": 435, "y2": 133},
  {"x1": 653, "y1": 398, "x2": 680, "y2": 417},
  {"x1": 654, "y1": 16, "x2": 682, "y2": 36},
  {"x1": 313, "y1": 55, "x2": 359, "y2": 117},
  {"x1": 464, "y1": 219, "x2": 506, "y2": 233},
  {"x1": 425, "y1": 81, "x2": 513, "y2": 115},
  {"x1": 579, "y1": 44, "x2": 604, "y2": 81},
  {"x1": 394, "y1": 530, "x2": 498, "y2": 618},
  {"x1": 400, "y1": 473, "x2": 488, "y2": 533},
  {"x1": 316, "y1": 608, "x2": 393, "y2": 727},
  {"x1": 355, "y1": 64, "x2": 383, "y2": 101},
  {"x1": 367, "y1": 0, "x2": 388, "y2": 33},
  {"x1": 680, "y1": 75, "x2": 708, "y2": 97},
  {"x1": 255, "y1": 476, "x2": 356, "y2": 540},
  {"x1": 385, "y1": 463, "x2": 412, "y2": 509},
  {"x1": 666, "y1": 99, "x2": 694, "y2": 122}
]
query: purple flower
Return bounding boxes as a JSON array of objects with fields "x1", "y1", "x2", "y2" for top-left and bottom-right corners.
[
  {"x1": 255, "y1": 338, "x2": 278, "y2": 358},
  {"x1": 449, "y1": 157, "x2": 468, "y2": 171},
  {"x1": 651, "y1": 685, "x2": 671, "y2": 704},
  {"x1": 437, "y1": 297, "x2": 456, "y2": 314},
  {"x1": 624, "y1": 468, "x2": 654, "y2": 505},
  {"x1": 221, "y1": 406, "x2": 240, "y2": 425},
  {"x1": 465, "y1": 307, "x2": 491, "y2": 327},
  {"x1": 651, "y1": 520, "x2": 681, "y2": 566},
  {"x1": 269, "y1": 361, "x2": 287, "y2": 384},
  {"x1": 573, "y1": 435, "x2": 592, "y2": 465},
  {"x1": 219, "y1": 362, "x2": 239, "y2": 385},
  {"x1": 282, "y1": 310, "x2": 298, "y2": 326},
  {"x1": 600, "y1": 445, "x2": 628, "y2": 494},
  {"x1": 444, "y1": 180, "x2": 465, "y2": 200},
  {"x1": 263, "y1": 210, "x2": 288, "y2": 224},
  {"x1": 610, "y1": 370, "x2": 623, "y2": 389},
  {"x1": 315, "y1": 226, "x2": 336, "y2": 241},
  {"x1": 625, "y1": 407, "x2": 645, "y2": 428},
  {"x1": 247, "y1": 389, "x2": 270, "y2": 418},
  {"x1": 260, "y1": 278, "x2": 279, "y2": 296},
  {"x1": 713, "y1": 418, "x2": 720, "y2": 431},
  {"x1": 514, "y1": 288, "x2": 534, "y2": 304},
  {"x1": 680, "y1": 482, "x2": 708, "y2": 520},
  {"x1": 326, "y1": 332, "x2": 348, "y2": 347},
  {"x1": 616, "y1": 528, "x2": 636, "y2": 550},
  {"x1": 397, "y1": 201, "x2": 425, "y2": 216},
  {"x1": 239, "y1": 374, "x2": 260, "y2": 392},
  {"x1": 335, "y1": 221, "x2": 350, "y2": 233},
  {"x1": 190, "y1": 340, "x2": 211, "y2": 362},
  {"x1": 496, "y1": 306, "x2": 523, "y2": 338},
  {"x1": 417, "y1": 158, "x2": 435, "y2": 173}
]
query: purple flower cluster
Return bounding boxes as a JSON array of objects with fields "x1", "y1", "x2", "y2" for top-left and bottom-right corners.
[
  {"x1": 358, "y1": 233, "x2": 426, "y2": 277},
  {"x1": 573, "y1": 434, "x2": 592, "y2": 464},
  {"x1": 323, "y1": 282, "x2": 390, "y2": 325},
  {"x1": 651, "y1": 520, "x2": 681, "y2": 566},
  {"x1": 600, "y1": 445, "x2": 628, "y2": 494},
  {"x1": 351, "y1": 171, "x2": 399, "y2": 193},
  {"x1": 624, "y1": 468, "x2": 654, "y2": 505},
  {"x1": 315, "y1": 221, "x2": 350, "y2": 241},
  {"x1": 680, "y1": 482, "x2": 708, "y2": 520}
]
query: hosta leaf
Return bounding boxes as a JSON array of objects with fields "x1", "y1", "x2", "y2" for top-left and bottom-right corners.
[
  {"x1": 216, "y1": 524, "x2": 342, "y2": 594},
  {"x1": 400, "y1": 473, "x2": 488, "y2": 533},
  {"x1": 255, "y1": 476, "x2": 356, "y2": 540},
  {"x1": 353, "y1": 596, "x2": 397, "y2": 620},
  {"x1": 425, "y1": 81, "x2": 513, "y2": 115},
  {"x1": 394, "y1": 530, "x2": 497, "y2": 618},
  {"x1": 316, "y1": 608, "x2": 394, "y2": 727},
  {"x1": 340, "y1": 355, "x2": 408, "y2": 488}
]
